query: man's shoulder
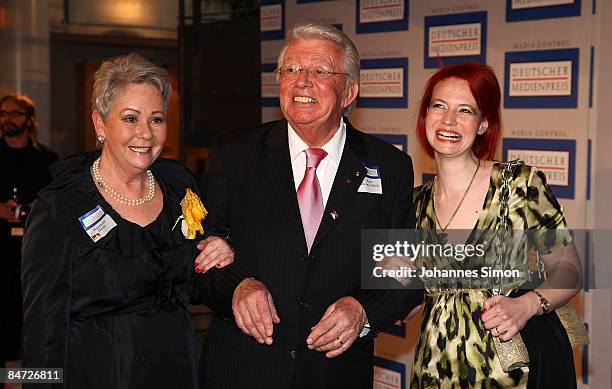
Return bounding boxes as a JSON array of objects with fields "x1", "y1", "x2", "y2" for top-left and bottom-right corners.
[{"x1": 348, "y1": 124, "x2": 412, "y2": 166}]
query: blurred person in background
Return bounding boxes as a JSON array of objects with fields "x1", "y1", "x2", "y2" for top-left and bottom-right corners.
[{"x1": 0, "y1": 93, "x2": 57, "y2": 371}]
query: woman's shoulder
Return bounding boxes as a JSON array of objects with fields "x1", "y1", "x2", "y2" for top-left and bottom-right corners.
[
  {"x1": 25, "y1": 153, "x2": 98, "y2": 239},
  {"x1": 151, "y1": 157, "x2": 199, "y2": 196},
  {"x1": 413, "y1": 179, "x2": 433, "y2": 200},
  {"x1": 494, "y1": 159, "x2": 546, "y2": 187},
  {"x1": 152, "y1": 157, "x2": 193, "y2": 176},
  {"x1": 43, "y1": 152, "x2": 99, "y2": 198},
  {"x1": 39, "y1": 153, "x2": 97, "y2": 210},
  {"x1": 413, "y1": 180, "x2": 434, "y2": 219}
]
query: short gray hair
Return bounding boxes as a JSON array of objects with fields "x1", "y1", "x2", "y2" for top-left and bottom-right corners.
[
  {"x1": 92, "y1": 53, "x2": 171, "y2": 119},
  {"x1": 277, "y1": 22, "x2": 360, "y2": 115}
]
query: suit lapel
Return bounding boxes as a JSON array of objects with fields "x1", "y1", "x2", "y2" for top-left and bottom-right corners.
[
  {"x1": 312, "y1": 120, "x2": 367, "y2": 249},
  {"x1": 264, "y1": 119, "x2": 305, "y2": 237}
]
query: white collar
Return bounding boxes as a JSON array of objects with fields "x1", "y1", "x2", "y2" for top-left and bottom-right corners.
[{"x1": 288, "y1": 118, "x2": 346, "y2": 165}]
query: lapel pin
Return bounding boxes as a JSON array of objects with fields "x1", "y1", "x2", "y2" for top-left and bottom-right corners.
[
  {"x1": 330, "y1": 210, "x2": 339, "y2": 220},
  {"x1": 355, "y1": 171, "x2": 361, "y2": 177}
]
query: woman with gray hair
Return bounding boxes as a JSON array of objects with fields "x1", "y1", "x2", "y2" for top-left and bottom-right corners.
[{"x1": 21, "y1": 53, "x2": 233, "y2": 388}]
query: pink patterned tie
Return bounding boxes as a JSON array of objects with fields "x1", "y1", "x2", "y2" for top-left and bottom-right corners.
[{"x1": 297, "y1": 148, "x2": 328, "y2": 252}]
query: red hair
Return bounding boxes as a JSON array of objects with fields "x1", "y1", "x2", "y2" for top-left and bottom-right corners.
[{"x1": 415, "y1": 62, "x2": 501, "y2": 160}]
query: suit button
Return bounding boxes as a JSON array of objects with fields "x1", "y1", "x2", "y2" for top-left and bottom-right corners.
[
  {"x1": 290, "y1": 350, "x2": 296, "y2": 359},
  {"x1": 298, "y1": 254, "x2": 307, "y2": 262},
  {"x1": 299, "y1": 301, "x2": 310, "y2": 310}
]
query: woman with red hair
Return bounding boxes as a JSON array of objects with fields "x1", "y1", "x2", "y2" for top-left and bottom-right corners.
[{"x1": 409, "y1": 62, "x2": 583, "y2": 388}]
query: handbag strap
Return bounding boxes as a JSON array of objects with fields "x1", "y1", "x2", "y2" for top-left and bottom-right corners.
[{"x1": 492, "y1": 159, "x2": 523, "y2": 294}]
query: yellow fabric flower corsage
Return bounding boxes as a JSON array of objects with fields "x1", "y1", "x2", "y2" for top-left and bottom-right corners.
[{"x1": 180, "y1": 188, "x2": 207, "y2": 239}]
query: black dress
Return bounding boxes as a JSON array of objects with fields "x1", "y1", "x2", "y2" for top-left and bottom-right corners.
[{"x1": 21, "y1": 153, "x2": 200, "y2": 389}]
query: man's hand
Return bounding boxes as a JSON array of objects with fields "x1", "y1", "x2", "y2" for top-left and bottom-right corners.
[
  {"x1": 0, "y1": 200, "x2": 18, "y2": 223},
  {"x1": 232, "y1": 278, "x2": 280, "y2": 345},
  {"x1": 306, "y1": 296, "x2": 367, "y2": 358},
  {"x1": 194, "y1": 236, "x2": 234, "y2": 272}
]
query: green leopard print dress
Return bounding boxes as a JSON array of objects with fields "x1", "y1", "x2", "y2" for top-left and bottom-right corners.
[{"x1": 409, "y1": 161, "x2": 572, "y2": 388}]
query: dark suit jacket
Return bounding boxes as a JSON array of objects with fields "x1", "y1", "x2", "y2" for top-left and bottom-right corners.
[{"x1": 194, "y1": 119, "x2": 422, "y2": 389}]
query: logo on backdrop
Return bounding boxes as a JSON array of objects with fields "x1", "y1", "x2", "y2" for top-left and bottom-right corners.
[
  {"x1": 374, "y1": 357, "x2": 406, "y2": 389},
  {"x1": 261, "y1": 63, "x2": 279, "y2": 107},
  {"x1": 260, "y1": 0, "x2": 284, "y2": 40},
  {"x1": 356, "y1": 0, "x2": 409, "y2": 34},
  {"x1": 358, "y1": 58, "x2": 408, "y2": 108},
  {"x1": 506, "y1": 0, "x2": 581, "y2": 22},
  {"x1": 504, "y1": 48, "x2": 579, "y2": 108},
  {"x1": 503, "y1": 138, "x2": 576, "y2": 199},
  {"x1": 424, "y1": 11, "x2": 487, "y2": 68},
  {"x1": 371, "y1": 133, "x2": 408, "y2": 153}
]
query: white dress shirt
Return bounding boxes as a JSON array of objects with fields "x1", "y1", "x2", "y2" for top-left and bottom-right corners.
[{"x1": 288, "y1": 119, "x2": 346, "y2": 208}]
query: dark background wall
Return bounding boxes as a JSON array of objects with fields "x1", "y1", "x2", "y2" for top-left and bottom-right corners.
[{"x1": 50, "y1": 38, "x2": 178, "y2": 158}]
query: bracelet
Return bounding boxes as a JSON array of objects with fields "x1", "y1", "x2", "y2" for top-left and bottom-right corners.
[{"x1": 530, "y1": 289, "x2": 551, "y2": 314}]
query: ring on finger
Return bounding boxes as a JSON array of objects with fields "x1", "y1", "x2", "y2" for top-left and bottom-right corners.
[
  {"x1": 494, "y1": 327, "x2": 500, "y2": 336},
  {"x1": 337, "y1": 337, "x2": 343, "y2": 345}
]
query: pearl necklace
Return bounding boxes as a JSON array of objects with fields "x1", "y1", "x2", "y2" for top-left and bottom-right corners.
[{"x1": 91, "y1": 157, "x2": 155, "y2": 206}]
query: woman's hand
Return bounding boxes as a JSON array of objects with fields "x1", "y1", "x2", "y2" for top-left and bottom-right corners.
[
  {"x1": 194, "y1": 236, "x2": 234, "y2": 273},
  {"x1": 481, "y1": 293, "x2": 541, "y2": 341}
]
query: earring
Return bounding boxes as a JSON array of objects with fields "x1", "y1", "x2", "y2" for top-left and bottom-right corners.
[{"x1": 96, "y1": 135, "x2": 105, "y2": 144}]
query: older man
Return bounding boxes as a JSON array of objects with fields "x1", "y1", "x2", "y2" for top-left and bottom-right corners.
[{"x1": 195, "y1": 22, "x2": 421, "y2": 389}]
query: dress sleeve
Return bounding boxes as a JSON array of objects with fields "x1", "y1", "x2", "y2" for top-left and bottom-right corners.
[
  {"x1": 525, "y1": 166, "x2": 572, "y2": 254},
  {"x1": 21, "y1": 198, "x2": 72, "y2": 388}
]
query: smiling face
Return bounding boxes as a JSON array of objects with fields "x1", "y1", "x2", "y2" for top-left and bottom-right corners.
[
  {"x1": 425, "y1": 77, "x2": 488, "y2": 159},
  {"x1": 93, "y1": 83, "x2": 167, "y2": 176},
  {"x1": 278, "y1": 38, "x2": 357, "y2": 143}
]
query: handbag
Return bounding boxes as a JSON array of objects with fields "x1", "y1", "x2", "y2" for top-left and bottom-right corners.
[
  {"x1": 556, "y1": 303, "x2": 590, "y2": 348},
  {"x1": 491, "y1": 160, "x2": 589, "y2": 372}
]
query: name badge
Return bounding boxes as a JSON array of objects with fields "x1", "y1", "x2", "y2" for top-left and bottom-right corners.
[
  {"x1": 78, "y1": 205, "x2": 117, "y2": 242},
  {"x1": 357, "y1": 164, "x2": 383, "y2": 194}
]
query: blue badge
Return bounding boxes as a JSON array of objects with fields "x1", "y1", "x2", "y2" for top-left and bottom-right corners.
[
  {"x1": 78, "y1": 205, "x2": 117, "y2": 242},
  {"x1": 358, "y1": 163, "x2": 383, "y2": 194}
]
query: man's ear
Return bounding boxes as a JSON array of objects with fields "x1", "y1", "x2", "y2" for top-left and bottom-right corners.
[
  {"x1": 341, "y1": 80, "x2": 359, "y2": 110},
  {"x1": 477, "y1": 118, "x2": 488, "y2": 135}
]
